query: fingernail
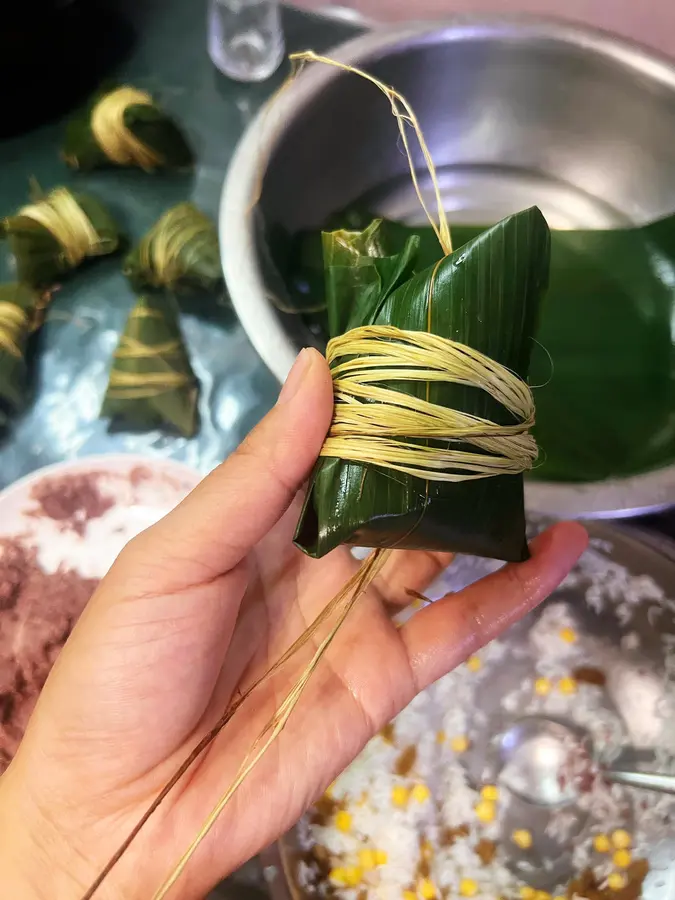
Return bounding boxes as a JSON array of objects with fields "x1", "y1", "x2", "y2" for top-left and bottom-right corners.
[{"x1": 278, "y1": 348, "x2": 313, "y2": 405}]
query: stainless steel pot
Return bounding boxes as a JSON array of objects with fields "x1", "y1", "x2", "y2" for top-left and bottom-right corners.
[{"x1": 220, "y1": 16, "x2": 675, "y2": 520}]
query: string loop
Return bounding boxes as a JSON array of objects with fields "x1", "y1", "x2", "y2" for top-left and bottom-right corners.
[
  {"x1": 322, "y1": 325, "x2": 537, "y2": 481},
  {"x1": 0, "y1": 302, "x2": 27, "y2": 358},
  {"x1": 91, "y1": 87, "x2": 164, "y2": 170},
  {"x1": 19, "y1": 189, "x2": 101, "y2": 267}
]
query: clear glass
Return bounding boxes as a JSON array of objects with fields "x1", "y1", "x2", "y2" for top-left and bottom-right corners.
[{"x1": 208, "y1": 0, "x2": 285, "y2": 83}]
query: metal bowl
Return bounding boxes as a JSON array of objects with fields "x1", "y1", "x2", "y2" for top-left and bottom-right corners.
[{"x1": 220, "y1": 16, "x2": 675, "y2": 519}]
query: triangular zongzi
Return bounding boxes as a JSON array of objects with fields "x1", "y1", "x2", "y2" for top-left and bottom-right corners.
[
  {"x1": 101, "y1": 293, "x2": 199, "y2": 437},
  {"x1": 1, "y1": 186, "x2": 121, "y2": 287},
  {"x1": 63, "y1": 86, "x2": 193, "y2": 172},
  {"x1": 124, "y1": 203, "x2": 222, "y2": 293}
]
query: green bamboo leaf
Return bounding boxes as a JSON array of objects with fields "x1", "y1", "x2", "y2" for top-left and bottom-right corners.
[
  {"x1": 295, "y1": 207, "x2": 550, "y2": 564},
  {"x1": 289, "y1": 209, "x2": 675, "y2": 483},
  {"x1": 101, "y1": 293, "x2": 199, "y2": 438}
]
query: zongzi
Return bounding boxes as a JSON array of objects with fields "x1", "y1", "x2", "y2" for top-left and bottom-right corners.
[
  {"x1": 101, "y1": 293, "x2": 199, "y2": 437},
  {"x1": 294, "y1": 207, "x2": 551, "y2": 564},
  {"x1": 1, "y1": 186, "x2": 121, "y2": 287},
  {"x1": 63, "y1": 86, "x2": 193, "y2": 172},
  {"x1": 0, "y1": 283, "x2": 45, "y2": 419},
  {"x1": 124, "y1": 203, "x2": 222, "y2": 293}
]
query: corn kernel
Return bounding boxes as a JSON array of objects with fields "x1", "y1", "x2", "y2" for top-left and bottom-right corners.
[
  {"x1": 593, "y1": 834, "x2": 611, "y2": 853},
  {"x1": 512, "y1": 829, "x2": 533, "y2": 850},
  {"x1": 467, "y1": 655, "x2": 482, "y2": 672},
  {"x1": 451, "y1": 735, "x2": 470, "y2": 753},
  {"x1": 534, "y1": 677, "x2": 552, "y2": 696},
  {"x1": 607, "y1": 873, "x2": 627, "y2": 891},
  {"x1": 534, "y1": 893, "x2": 552, "y2": 900},
  {"x1": 359, "y1": 850, "x2": 377, "y2": 871},
  {"x1": 418, "y1": 878, "x2": 437, "y2": 899},
  {"x1": 375, "y1": 849, "x2": 388, "y2": 865},
  {"x1": 611, "y1": 829, "x2": 632, "y2": 850},
  {"x1": 558, "y1": 676, "x2": 578, "y2": 695},
  {"x1": 392, "y1": 785, "x2": 409, "y2": 807},
  {"x1": 474, "y1": 799, "x2": 496, "y2": 823},
  {"x1": 335, "y1": 810, "x2": 352, "y2": 833},
  {"x1": 559, "y1": 627, "x2": 577, "y2": 643},
  {"x1": 329, "y1": 868, "x2": 346, "y2": 885},
  {"x1": 613, "y1": 849, "x2": 632, "y2": 869},
  {"x1": 459, "y1": 878, "x2": 479, "y2": 897},
  {"x1": 411, "y1": 783, "x2": 431, "y2": 803},
  {"x1": 403, "y1": 892, "x2": 417, "y2": 900},
  {"x1": 436, "y1": 730, "x2": 446, "y2": 744},
  {"x1": 481, "y1": 784, "x2": 499, "y2": 802},
  {"x1": 519, "y1": 888, "x2": 536, "y2": 900},
  {"x1": 345, "y1": 866, "x2": 363, "y2": 887}
]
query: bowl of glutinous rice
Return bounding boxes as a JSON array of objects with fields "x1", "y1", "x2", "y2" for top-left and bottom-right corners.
[
  {"x1": 221, "y1": 17, "x2": 675, "y2": 521},
  {"x1": 264, "y1": 521, "x2": 675, "y2": 900}
]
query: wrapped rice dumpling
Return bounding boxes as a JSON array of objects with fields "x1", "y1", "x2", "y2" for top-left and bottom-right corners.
[
  {"x1": 63, "y1": 86, "x2": 193, "y2": 172},
  {"x1": 101, "y1": 293, "x2": 198, "y2": 437},
  {"x1": 1, "y1": 187, "x2": 121, "y2": 287},
  {"x1": 124, "y1": 203, "x2": 222, "y2": 293},
  {"x1": 0, "y1": 283, "x2": 44, "y2": 421},
  {"x1": 294, "y1": 207, "x2": 551, "y2": 564}
]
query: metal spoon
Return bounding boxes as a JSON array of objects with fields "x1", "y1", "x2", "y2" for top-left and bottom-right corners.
[{"x1": 495, "y1": 715, "x2": 675, "y2": 807}]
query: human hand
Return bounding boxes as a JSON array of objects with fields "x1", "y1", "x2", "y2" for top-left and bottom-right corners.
[{"x1": 0, "y1": 349, "x2": 588, "y2": 900}]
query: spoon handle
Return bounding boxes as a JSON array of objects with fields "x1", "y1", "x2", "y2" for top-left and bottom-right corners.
[{"x1": 607, "y1": 769, "x2": 675, "y2": 795}]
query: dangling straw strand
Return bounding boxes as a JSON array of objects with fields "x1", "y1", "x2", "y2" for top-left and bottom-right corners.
[
  {"x1": 0, "y1": 302, "x2": 28, "y2": 358},
  {"x1": 19, "y1": 189, "x2": 102, "y2": 267},
  {"x1": 79, "y1": 551, "x2": 388, "y2": 900},
  {"x1": 289, "y1": 52, "x2": 452, "y2": 256},
  {"x1": 321, "y1": 325, "x2": 537, "y2": 481},
  {"x1": 90, "y1": 87, "x2": 164, "y2": 170},
  {"x1": 149, "y1": 548, "x2": 391, "y2": 900}
]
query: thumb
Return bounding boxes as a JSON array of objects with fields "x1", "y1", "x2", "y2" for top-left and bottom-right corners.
[{"x1": 117, "y1": 347, "x2": 333, "y2": 594}]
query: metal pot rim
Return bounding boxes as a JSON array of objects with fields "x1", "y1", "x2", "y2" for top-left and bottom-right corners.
[{"x1": 220, "y1": 14, "x2": 675, "y2": 520}]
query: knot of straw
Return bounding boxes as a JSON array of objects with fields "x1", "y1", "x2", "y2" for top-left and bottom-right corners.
[
  {"x1": 107, "y1": 331, "x2": 191, "y2": 400},
  {"x1": 19, "y1": 189, "x2": 101, "y2": 268},
  {"x1": 91, "y1": 87, "x2": 164, "y2": 170},
  {"x1": 321, "y1": 325, "x2": 538, "y2": 481},
  {"x1": 0, "y1": 301, "x2": 27, "y2": 358}
]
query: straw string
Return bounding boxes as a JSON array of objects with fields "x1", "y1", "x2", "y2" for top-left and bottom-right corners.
[
  {"x1": 107, "y1": 334, "x2": 192, "y2": 399},
  {"x1": 19, "y1": 189, "x2": 101, "y2": 268},
  {"x1": 321, "y1": 325, "x2": 537, "y2": 481},
  {"x1": 137, "y1": 204, "x2": 211, "y2": 286},
  {"x1": 91, "y1": 87, "x2": 164, "y2": 170},
  {"x1": 0, "y1": 302, "x2": 28, "y2": 358}
]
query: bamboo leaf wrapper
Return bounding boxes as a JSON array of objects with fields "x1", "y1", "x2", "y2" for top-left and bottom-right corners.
[
  {"x1": 1, "y1": 188, "x2": 121, "y2": 288},
  {"x1": 63, "y1": 86, "x2": 193, "y2": 172},
  {"x1": 123, "y1": 203, "x2": 222, "y2": 294},
  {"x1": 294, "y1": 207, "x2": 551, "y2": 564},
  {"x1": 101, "y1": 293, "x2": 199, "y2": 438},
  {"x1": 0, "y1": 283, "x2": 43, "y2": 421}
]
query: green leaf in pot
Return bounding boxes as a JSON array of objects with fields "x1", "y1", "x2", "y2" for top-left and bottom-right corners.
[
  {"x1": 294, "y1": 206, "x2": 551, "y2": 564},
  {"x1": 63, "y1": 85, "x2": 193, "y2": 172},
  {"x1": 101, "y1": 293, "x2": 199, "y2": 438}
]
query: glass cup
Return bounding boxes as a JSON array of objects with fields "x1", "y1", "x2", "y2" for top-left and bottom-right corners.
[{"x1": 208, "y1": 0, "x2": 285, "y2": 83}]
